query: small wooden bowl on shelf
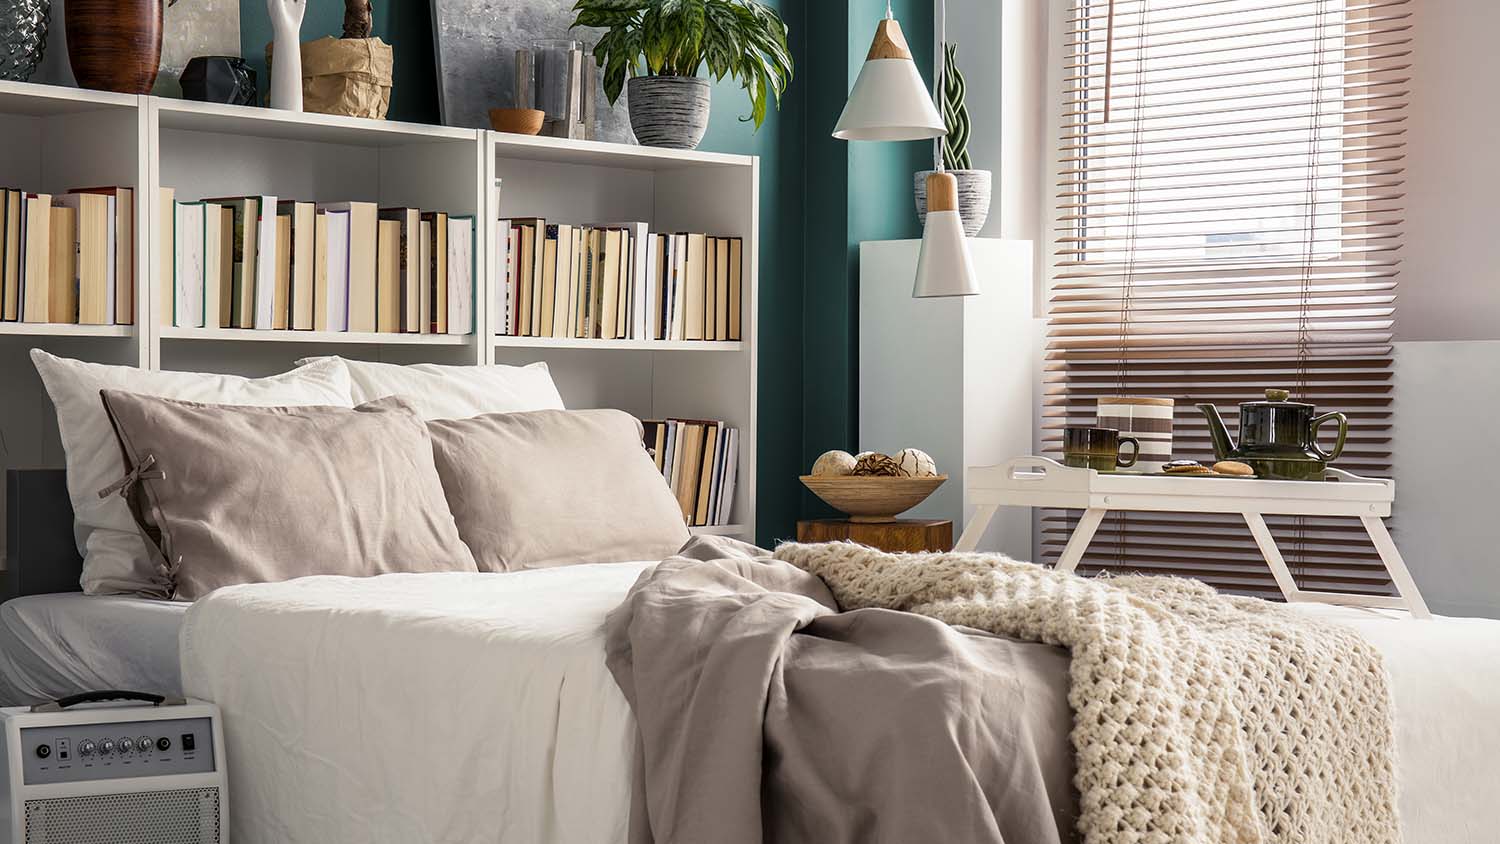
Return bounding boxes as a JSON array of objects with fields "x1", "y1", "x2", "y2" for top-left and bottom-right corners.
[
  {"x1": 800, "y1": 474, "x2": 947, "y2": 523},
  {"x1": 489, "y1": 108, "x2": 545, "y2": 135}
]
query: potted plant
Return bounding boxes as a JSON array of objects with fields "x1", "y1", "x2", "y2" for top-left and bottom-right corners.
[
  {"x1": 915, "y1": 43, "x2": 991, "y2": 236},
  {"x1": 570, "y1": 0, "x2": 793, "y2": 149}
]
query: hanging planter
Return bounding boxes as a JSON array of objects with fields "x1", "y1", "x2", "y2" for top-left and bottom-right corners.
[{"x1": 915, "y1": 43, "x2": 991, "y2": 236}]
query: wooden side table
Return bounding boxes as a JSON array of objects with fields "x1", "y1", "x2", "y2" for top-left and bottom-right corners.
[{"x1": 796, "y1": 518, "x2": 953, "y2": 553}]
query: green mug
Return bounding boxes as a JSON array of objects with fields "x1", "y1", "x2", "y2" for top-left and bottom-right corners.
[{"x1": 1063, "y1": 426, "x2": 1139, "y2": 472}]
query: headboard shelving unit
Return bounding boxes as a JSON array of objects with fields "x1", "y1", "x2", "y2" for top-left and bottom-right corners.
[{"x1": 0, "y1": 79, "x2": 758, "y2": 554}]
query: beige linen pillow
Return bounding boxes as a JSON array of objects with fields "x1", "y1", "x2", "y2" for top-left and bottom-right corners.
[
  {"x1": 426, "y1": 409, "x2": 690, "y2": 571},
  {"x1": 296, "y1": 356, "x2": 565, "y2": 420},
  {"x1": 30, "y1": 350, "x2": 353, "y2": 595},
  {"x1": 99, "y1": 391, "x2": 477, "y2": 600}
]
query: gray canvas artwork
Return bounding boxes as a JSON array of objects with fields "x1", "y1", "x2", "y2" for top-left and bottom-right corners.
[{"x1": 431, "y1": 0, "x2": 634, "y2": 143}]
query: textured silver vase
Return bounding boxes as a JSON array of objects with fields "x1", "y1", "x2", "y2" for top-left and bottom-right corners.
[
  {"x1": 915, "y1": 169, "x2": 992, "y2": 236},
  {"x1": 627, "y1": 76, "x2": 711, "y2": 149},
  {"x1": 0, "y1": 0, "x2": 48, "y2": 81}
]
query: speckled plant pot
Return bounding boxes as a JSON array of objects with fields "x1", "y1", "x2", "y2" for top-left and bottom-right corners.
[
  {"x1": 915, "y1": 169, "x2": 992, "y2": 236},
  {"x1": 627, "y1": 75, "x2": 711, "y2": 150}
]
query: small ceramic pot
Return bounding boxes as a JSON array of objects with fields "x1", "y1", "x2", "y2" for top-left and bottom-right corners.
[
  {"x1": 627, "y1": 75, "x2": 711, "y2": 149},
  {"x1": 915, "y1": 169, "x2": 992, "y2": 236}
]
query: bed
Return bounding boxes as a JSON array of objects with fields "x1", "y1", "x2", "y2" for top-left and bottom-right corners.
[{"x1": 176, "y1": 561, "x2": 1500, "y2": 844}]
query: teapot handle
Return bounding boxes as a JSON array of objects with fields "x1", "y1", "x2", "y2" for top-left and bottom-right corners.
[{"x1": 1310, "y1": 411, "x2": 1348, "y2": 463}]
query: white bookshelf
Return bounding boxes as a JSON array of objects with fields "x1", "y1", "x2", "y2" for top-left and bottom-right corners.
[{"x1": 0, "y1": 80, "x2": 759, "y2": 546}]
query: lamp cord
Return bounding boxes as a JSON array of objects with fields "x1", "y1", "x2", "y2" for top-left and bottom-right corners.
[{"x1": 934, "y1": 0, "x2": 946, "y2": 173}]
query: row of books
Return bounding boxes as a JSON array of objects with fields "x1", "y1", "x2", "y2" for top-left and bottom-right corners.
[
  {"x1": 0, "y1": 186, "x2": 135, "y2": 325},
  {"x1": 495, "y1": 218, "x2": 742, "y2": 342},
  {"x1": 643, "y1": 418, "x2": 739, "y2": 527},
  {"x1": 164, "y1": 190, "x2": 474, "y2": 334}
]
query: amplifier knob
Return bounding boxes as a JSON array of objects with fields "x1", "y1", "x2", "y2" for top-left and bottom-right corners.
[
  {"x1": 119, "y1": 737, "x2": 134, "y2": 754},
  {"x1": 78, "y1": 740, "x2": 96, "y2": 756},
  {"x1": 138, "y1": 736, "x2": 153, "y2": 753},
  {"x1": 99, "y1": 739, "x2": 115, "y2": 755}
]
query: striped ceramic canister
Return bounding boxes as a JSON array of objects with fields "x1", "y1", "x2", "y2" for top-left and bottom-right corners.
[{"x1": 1097, "y1": 397, "x2": 1174, "y2": 472}]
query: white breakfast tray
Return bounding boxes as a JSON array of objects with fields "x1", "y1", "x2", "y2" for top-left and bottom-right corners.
[{"x1": 956, "y1": 456, "x2": 1430, "y2": 618}]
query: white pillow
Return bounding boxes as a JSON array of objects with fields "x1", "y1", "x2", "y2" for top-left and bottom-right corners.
[
  {"x1": 30, "y1": 350, "x2": 354, "y2": 596},
  {"x1": 299, "y1": 357, "x2": 565, "y2": 420}
]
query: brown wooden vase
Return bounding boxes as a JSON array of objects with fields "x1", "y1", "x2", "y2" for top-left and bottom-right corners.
[{"x1": 65, "y1": 0, "x2": 163, "y2": 94}]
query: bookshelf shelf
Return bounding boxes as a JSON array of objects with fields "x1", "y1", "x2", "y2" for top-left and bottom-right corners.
[
  {"x1": 492, "y1": 336, "x2": 743, "y2": 352},
  {"x1": 161, "y1": 328, "x2": 473, "y2": 346},
  {"x1": 0, "y1": 322, "x2": 135, "y2": 338},
  {"x1": 0, "y1": 79, "x2": 758, "y2": 542}
]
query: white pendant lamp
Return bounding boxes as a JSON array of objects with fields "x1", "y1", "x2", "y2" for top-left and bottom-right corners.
[
  {"x1": 832, "y1": 5, "x2": 944, "y2": 141},
  {"x1": 913, "y1": 170, "x2": 980, "y2": 297}
]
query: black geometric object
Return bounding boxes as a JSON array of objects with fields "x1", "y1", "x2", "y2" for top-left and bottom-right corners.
[{"x1": 180, "y1": 55, "x2": 258, "y2": 106}]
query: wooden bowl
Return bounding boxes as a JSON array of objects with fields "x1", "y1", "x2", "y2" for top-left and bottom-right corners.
[
  {"x1": 800, "y1": 475, "x2": 947, "y2": 523},
  {"x1": 489, "y1": 108, "x2": 545, "y2": 135}
]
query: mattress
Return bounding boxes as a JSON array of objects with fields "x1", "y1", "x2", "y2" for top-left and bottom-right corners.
[
  {"x1": 180, "y1": 566, "x2": 1500, "y2": 844},
  {"x1": 0, "y1": 593, "x2": 188, "y2": 706}
]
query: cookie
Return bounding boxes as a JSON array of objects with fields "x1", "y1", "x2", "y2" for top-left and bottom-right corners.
[
  {"x1": 1163, "y1": 460, "x2": 1211, "y2": 474},
  {"x1": 1212, "y1": 460, "x2": 1255, "y2": 476}
]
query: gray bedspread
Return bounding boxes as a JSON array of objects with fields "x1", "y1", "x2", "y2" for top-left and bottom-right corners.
[{"x1": 605, "y1": 536, "x2": 1079, "y2": 843}]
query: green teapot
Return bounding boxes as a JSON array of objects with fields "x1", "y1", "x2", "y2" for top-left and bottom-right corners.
[{"x1": 1196, "y1": 389, "x2": 1348, "y2": 481}]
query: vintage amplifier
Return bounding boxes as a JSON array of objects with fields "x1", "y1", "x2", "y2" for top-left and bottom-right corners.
[{"x1": 0, "y1": 692, "x2": 226, "y2": 844}]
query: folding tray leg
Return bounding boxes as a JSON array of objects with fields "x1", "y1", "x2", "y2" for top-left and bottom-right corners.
[
  {"x1": 954, "y1": 504, "x2": 999, "y2": 552},
  {"x1": 1054, "y1": 508, "x2": 1106, "y2": 574},
  {"x1": 1243, "y1": 512, "x2": 1304, "y2": 603},
  {"x1": 1361, "y1": 515, "x2": 1432, "y2": 620}
]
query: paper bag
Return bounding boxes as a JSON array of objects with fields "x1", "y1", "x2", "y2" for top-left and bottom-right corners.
[{"x1": 267, "y1": 36, "x2": 394, "y2": 119}]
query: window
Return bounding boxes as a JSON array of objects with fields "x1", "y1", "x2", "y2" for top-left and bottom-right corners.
[{"x1": 1045, "y1": 0, "x2": 1410, "y2": 596}]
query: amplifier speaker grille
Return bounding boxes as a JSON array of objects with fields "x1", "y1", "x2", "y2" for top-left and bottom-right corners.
[{"x1": 23, "y1": 786, "x2": 220, "y2": 844}]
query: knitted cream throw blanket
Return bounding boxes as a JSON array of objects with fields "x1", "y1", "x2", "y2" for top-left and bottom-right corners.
[{"x1": 773, "y1": 542, "x2": 1401, "y2": 844}]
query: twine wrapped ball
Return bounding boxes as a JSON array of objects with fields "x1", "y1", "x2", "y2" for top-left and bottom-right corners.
[
  {"x1": 811, "y1": 450, "x2": 857, "y2": 477},
  {"x1": 852, "y1": 452, "x2": 903, "y2": 477},
  {"x1": 894, "y1": 448, "x2": 938, "y2": 477}
]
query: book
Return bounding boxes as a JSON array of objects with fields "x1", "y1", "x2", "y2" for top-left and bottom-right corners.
[
  {"x1": 2, "y1": 190, "x2": 20, "y2": 320},
  {"x1": 599, "y1": 228, "x2": 623, "y2": 339},
  {"x1": 682, "y1": 233, "x2": 707, "y2": 340},
  {"x1": 54, "y1": 193, "x2": 110, "y2": 325},
  {"x1": 421, "y1": 211, "x2": 449, "y2": 333},
  {"x1": 173, "y1": 201, "x2": 206, "y2": 328},
  {"x1": 318, "y1": 208, "x2": 351, "y2": 331},
  {"x1": 204, "y1": 194, "x2": 276, "y2": 329},
  {"x1": 694, "y1": 421, "x2": 720, "y2": 526},
  {"x1": 158, "y1": 188, "x2": 174, "y2": 326},
  {"x1": 673, "y1": 422, "x2": 704, "y2": 521},
  {"x1": 209, "y1": 198, "x2": 258, "y2": 330},
  {"x1": 273, "y1": 212, "x2": 291, "y2": 329},
  {"x1": 70, "y1": 186, "x2": 134, "y2": 325},
  {"x1": 378, "y1": 207, "x2": 420, "y2": 333},
  {"x1": 646, "y1": 234, "x2": 664, "y2": 341},
  {"x1": 552, "y1": 223, "x2": 574, "y2": 337},
  {"x1": 515, "y1": 221, "x2": 538, "y2": 335},
  {"x1": 669, "y1": 234, "x2": 687, "y2": 340},
  {"x1": 199, "y1": 203, "x2": 228, "y2": 329},
  {"x1": 704, "y1": 235, "x2": 717, "y2": 341},
  {"x1": 46, "y1": 206, "x2": 77, "y2": 324},
  {"x1": 314, "y1": 212, "x2": 329, "y2": 332},
  {"x1": 417, "y1": 219, "x2": 431, "y2": 333},
  {"x1": 566, "y1": 226, "x2": 585, "y2": 338},
  {"x1": 446, "y1": 215, "x2": 473, "y2": 335},
  {"x1": 277, "y1": 200, "x2": 316, "y2": 330},
  {"x1": 376, "y1": 219, "x2": 401, "y2": 332},
  {"x1": 496, "y1": 218, "x2": 514, "y2": 335},
  {"x1": 616, "y1": 230, "x2": 631, "y2": 340},
  {"x1": 317, "y1": 201, "x2": 376, "y2": 332},
  {"x1": 728, "y1": 237, "x2": 743, "y2": 340},
  {"x1": 718, "y1": 428, "x2": 739, "y2": 525},
  {"x1": 714, "y1": 237, "x2": 731, "y2": 341}
]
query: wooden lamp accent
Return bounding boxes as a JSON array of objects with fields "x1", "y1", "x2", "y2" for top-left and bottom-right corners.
[
  {"x1": 866, "y1": 18, "x2": 914, "y2": 61},
  {"x1": 925, "y1": 171, "x2": 959, "y2": 213}
]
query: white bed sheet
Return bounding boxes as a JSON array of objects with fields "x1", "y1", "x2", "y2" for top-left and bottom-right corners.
[
  {"x1": 0, "y1": 593, "x2": 188, "y2": 706},
  {"x1": 181, "y1": 564, "x2": 649, "y2": 844},
  {"x1": 180, "y1": 566, "x2": 1500, "y2": 844}
]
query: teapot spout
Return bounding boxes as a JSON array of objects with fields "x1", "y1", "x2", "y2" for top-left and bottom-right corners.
[{"x1": 1196, "y1": 403, "x2": 1236, "y2": 461}]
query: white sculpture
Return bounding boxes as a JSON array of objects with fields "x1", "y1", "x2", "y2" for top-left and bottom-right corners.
[{"x1": 267, "y1": 0, "x2": 307, "y2": 111}]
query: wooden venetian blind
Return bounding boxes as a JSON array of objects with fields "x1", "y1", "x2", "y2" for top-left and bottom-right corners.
[{"x1": 1045, "y1": 0, "x2": 1409, "y2": 597}]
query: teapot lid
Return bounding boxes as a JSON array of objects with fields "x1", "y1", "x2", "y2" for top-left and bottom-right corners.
[{"x1": 1241, "y1": 388, "x2": 1313, "y2": 409}]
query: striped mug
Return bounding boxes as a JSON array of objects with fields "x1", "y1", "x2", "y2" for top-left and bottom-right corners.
[{"x1": 1097, "y1": 397, "x2": 1174, "y2": 473}]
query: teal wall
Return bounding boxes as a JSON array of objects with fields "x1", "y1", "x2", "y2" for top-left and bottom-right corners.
[{"x1": 237, "y1": 0, "x2": 930, "y2": 546}]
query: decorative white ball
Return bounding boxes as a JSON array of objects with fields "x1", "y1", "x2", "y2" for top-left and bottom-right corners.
[
  {"x1": 811, "y1": 449, "x2": 857, "y2": 476},
  {"x1": 894, "y1": 448, "x2": 938, "y2": 477}
]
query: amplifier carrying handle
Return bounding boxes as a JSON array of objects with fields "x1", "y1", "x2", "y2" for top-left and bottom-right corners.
[{"x1": 30, "y1": 690, "x2": 187, "y2": 713}]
